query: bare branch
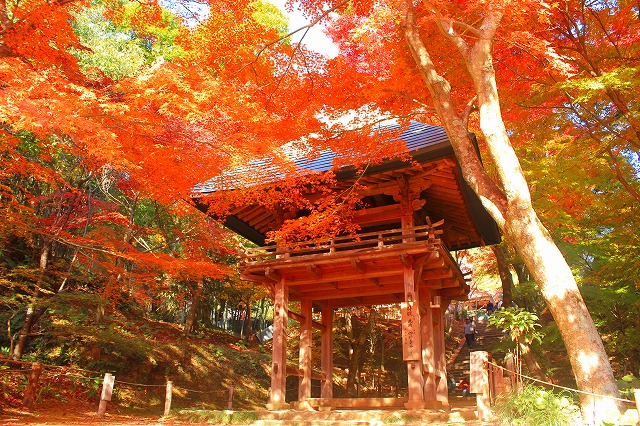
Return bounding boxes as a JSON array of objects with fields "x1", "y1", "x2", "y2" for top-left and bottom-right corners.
[{"x1": 233, "y1": 0, "x2": 348, "y2": 76}]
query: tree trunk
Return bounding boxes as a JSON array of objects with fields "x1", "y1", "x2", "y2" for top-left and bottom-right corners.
[
  {"x1": 513, "y1": 261, "x2": 531, "y2": 287},
  {"x1": 183, "y1": 279, "x2": 204, "y2": 337},
  {"x1": 492, "y1": 244, "x2": 514, "y2": 308},
  {"x1": 400, "y1": 2, "x2": 622, "y2": 423},
  {"x1": 222, "y1": 300, "x2": 228, "y2": 330},
  {"x1": 12, "y1": 240, "x2": 52, "y2": 360},
  {"x1": 243, "y1": 298, "x2": 252, "y2": 339},
  {"x1": 520, "y1": 343, "x2": 545, "y2": 380},
  {"x1": 345, "y1": 309, "x2": 376, "y2": 396},
  {"x1": 504, "y1": 209, "x2": 620, "y2": 422},
  {"x1": 11, "y1": 305, "x2": 45, "y2": 360}
]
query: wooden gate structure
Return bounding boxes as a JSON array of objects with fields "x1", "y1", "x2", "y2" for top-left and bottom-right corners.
[{"x1": 196, "y1": 122, "x2": 500, "y2": 411}]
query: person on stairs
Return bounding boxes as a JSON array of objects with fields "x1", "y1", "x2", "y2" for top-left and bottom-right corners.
[
  {"x1": 458, "y1": 378, "x2": 470, "y2": 397},
  {"x1": 463, "y1": 318, "x2": 475, "y2": 347}
]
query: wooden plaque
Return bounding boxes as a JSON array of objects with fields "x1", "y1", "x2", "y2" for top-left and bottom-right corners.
[{"x1": 401, "y1": 301, "x2": 421, "y2": 361}]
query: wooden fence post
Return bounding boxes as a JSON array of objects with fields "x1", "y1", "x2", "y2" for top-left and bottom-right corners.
[
  {"x1": 22, "y1": 362, "x2": 42, "y2": 409},
  {"x1": 227, "y1": 386, "x2": 234, "y2": 410},
  {"x1": 470, "y1": 351, "x2": 491, "y2": 422},
  {"x1": 97, "y1": 373, "x2": 115, "y2": 417},
  {"x1": 164, "y1": 381, "x2": 173, "y2": 416},
  {"x1": 504, "y1": 352, "x2": 515, "y2": 393},
  {"x1": 492, "y1": 364, "x2": 506, "y2": 401}
]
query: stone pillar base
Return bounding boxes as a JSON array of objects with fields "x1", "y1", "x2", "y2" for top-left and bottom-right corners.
[
  {"x1": 404, "y1": 400, "x2": 445, "y2": 410},
  {"x1": 265, "y1": 402, "x2": 290, "y2": 411},
  {"x1": 291, "y1": 400, "x2": 315, "y2": 411},
  {"x1": 404, "y1": 401, "x2": 431, "y2": 410},
  {"x1": 424, "y1": 400, "x2": 442, "y2": 410}
]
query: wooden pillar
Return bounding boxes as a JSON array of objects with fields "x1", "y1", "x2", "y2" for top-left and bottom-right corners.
[
  {"x1": 321, "y1": 304, "x2": 334, "y2": 399},
  {"x1": 267, "y1": 276, "x2": 290, "y2": 410},
  {"x1": 401, "y1": 211, "x2": 424, "y2": 409},
  {"x1": 298, "y1": 298, "x2": 313, "y2": 402},
  {"x1": 419, "y1": 288, "x2": 438, "y2": 407},
  {"x1": 433, "y1": 299, "x2": 449, "y2": 408}
]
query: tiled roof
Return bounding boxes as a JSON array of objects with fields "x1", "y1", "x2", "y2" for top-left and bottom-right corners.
[{"x1": 194, "y1": 121, "x2": 450, "y2": 193}]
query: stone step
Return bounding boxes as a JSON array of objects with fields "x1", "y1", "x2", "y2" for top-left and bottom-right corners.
[
  {"x1": 447, "y1": 321, "x2": 505, "y2": 383},
  {"x1": 175, "y1": 408, "x2": 479, "y2": 425}
]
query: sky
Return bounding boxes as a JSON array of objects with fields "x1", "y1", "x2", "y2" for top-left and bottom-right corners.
[{"x1": 268, "y1": 0, "x2": 339, "y2": 58}]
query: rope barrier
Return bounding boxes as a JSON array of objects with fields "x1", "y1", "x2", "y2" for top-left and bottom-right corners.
[
  {"x1": 0, "y1": 358, "x2": 225, "y2": 394},
  {"x1": 0, "y1": 357, "x2": 238, "y2": 416},
  {"x1": 0, "y1": 357, "x2": 101, "y2": 375},
  {"x1": 0, "y1": 369, "x2": 29, "y2": 375},
  {"x1": 0, "y1": 358, "x2": 33, "y2": 366},
  {"x1": 173, "y1": 385, "x2": 228, "y2": 395},
  {"x1": 490, "y1": 362, "x2": 636, "y2": 404},
  {"x1": 115, "y1": 380, "x2": 165, "y2": 388},
  {"x1": 62, "y1": 373, "x2": 104, "y2": 381},
  {"x1": 43, "y1": 372, "x2": 104, "y2": 381}
]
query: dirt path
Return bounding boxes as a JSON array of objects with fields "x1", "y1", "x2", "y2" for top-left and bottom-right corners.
[
  {"x1": 0, "y1": 402, "x2": 195, "y2": 425},
  {"x1": 1, "y1": 400, "x2": 489, "y2": 425}
]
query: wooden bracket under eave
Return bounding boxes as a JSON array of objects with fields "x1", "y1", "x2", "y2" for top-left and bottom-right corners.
[
  {"x1": 307, "y1": 264, "x2": 322, "y2": 278},
  {"x1": 265, "y1": 268, "x2": 281, "y2": 282}
]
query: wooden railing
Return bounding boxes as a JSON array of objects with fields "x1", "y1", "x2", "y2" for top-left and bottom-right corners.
[{"x1": 242, "y1": 223, "x2": 444, "y2": 264}]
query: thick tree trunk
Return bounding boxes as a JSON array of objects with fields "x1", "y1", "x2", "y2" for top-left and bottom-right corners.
[
  {"x1": 400, "y1": 2, "x2": 621, "y2": 423},
  {"x1": 491, "y1": 244, "x2": 513, "y2": 308},
  {"x1": 183, "y1": 279, "x2": 204, "y2": 337},
  {"x1": 504, "y1": 210, "x2": 620, "y2": 422}
]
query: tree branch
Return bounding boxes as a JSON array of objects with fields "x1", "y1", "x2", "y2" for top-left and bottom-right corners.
[
  {"x1": 607, "y1": 148, "x2": 640, "y2": 204},
  {"x1": 233, "y1": 0, "x2": 348, "y2": 76}
]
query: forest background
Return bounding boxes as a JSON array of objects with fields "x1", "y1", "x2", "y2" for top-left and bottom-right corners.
[{"x1": 0, "y1": 0, "x2": 638, "y2": 421}]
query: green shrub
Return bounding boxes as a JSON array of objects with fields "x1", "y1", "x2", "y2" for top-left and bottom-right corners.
[{"x1": 493, "y1": 384, "x2": 580, "y2": 426}]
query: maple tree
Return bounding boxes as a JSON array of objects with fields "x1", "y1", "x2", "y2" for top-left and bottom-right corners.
[
  {"x1": 0, "y1": 0, "x2": 636, "y2": 421},
  {"x1": 0, "y1": 0, "x2": 311, "y2": 359},
  {"x1": 279, "y1": 0, "x2": 636, "y2": 422}
]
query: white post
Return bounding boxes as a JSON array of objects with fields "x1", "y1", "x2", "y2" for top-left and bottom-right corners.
[
  {"x1": 97, "y1": 373, "x2": 115, "y2": 417},
  {"x1": 164, "y1": 381, "x2": 173, "y2": 416},
  {"x1": 470, "y1": 351, "x2": 490, "y2": 422}
]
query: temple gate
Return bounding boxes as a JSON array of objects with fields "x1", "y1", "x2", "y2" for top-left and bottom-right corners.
[{"x1": 196, "y1": 122, "x2": 500, "y2": 410}]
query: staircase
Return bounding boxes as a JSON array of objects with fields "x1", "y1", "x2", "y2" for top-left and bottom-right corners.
[{"x1": 448, "y1": 318, "x2": 505, "y2": 387}]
